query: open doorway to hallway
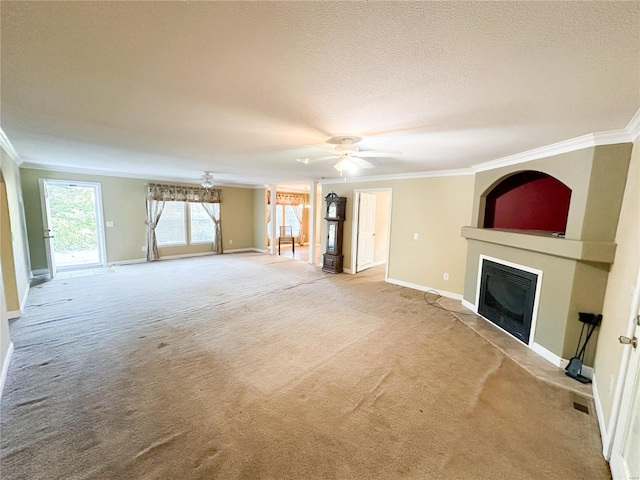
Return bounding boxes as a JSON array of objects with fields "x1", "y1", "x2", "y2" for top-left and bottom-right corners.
[
  {"x1": 352, "y1": 189, "x2": 391, "y2": 274},
  {"x1": 39, "y1": 179, "x2": 106, "y2": 276}
]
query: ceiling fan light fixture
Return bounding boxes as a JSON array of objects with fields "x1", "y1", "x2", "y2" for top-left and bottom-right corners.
[
  {"x1": 334, "y1": 157, "x2": 356, "y2": 174},
  {"x1": 201, "y1": 171, "x2": 214, "y2": 189}
]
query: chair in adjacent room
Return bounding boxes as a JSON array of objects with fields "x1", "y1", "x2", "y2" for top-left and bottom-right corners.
[{"x1": 278, "y1": 226, "x2": 295, "y2": 255}]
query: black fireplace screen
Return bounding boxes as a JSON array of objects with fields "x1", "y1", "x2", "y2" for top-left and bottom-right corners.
[{"x1": 478, "y1": 260, "x2": 538, "y2": 344}]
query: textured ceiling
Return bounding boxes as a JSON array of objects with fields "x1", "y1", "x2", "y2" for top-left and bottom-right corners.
[{"x1": 1, "y1": 1, "x2": 639, "y2": 186}]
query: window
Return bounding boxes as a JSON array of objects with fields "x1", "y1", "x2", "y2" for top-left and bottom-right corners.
[
  {"x1": 189, "y1": 203, "x2": 215, "y2": 244},
  {"x1": 157, "y1": 202, "x2": 215, "y2": 246},
  {"x1": 267, "y1": 204, "x2": 301, "y2": 239},
  {"x1": 156, "y1": 202, "x2": 186, "y2": 246},
  {"x1": 285, "y1": 205, "x2": 301, "y2": 236}
]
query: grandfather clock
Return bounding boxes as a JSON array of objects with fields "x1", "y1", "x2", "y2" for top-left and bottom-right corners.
[{"x1": 322, "y1": 192, "x2": 347, "y2": 274}]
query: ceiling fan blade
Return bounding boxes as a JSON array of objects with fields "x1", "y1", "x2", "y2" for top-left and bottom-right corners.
[
  {"x1": 296, "y1": 155, "x2": 338, "y2": 164},
  {"x1": 350, "y1": 157, "x2": 375, "y2": 169},
  {"x1": 355, "y1": 149, "x2": 402, "y2": 157},
  {"x1": 309, "y1": 143, "x2": 340, "y2": 152}
]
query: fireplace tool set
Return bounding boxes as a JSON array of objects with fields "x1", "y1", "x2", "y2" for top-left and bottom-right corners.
[{"x1": 565, "y1": 312, "x2": 602, "y2": 384}]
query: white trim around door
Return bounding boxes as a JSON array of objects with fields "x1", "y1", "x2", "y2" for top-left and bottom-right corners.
[{"x1": 350, "y1": 188, "x2": 392, "y2": 280}]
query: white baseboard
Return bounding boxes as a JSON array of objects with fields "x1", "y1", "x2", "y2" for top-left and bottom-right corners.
[
  {"x1": 159, "y1": 251, "x2": 217, "y2": 260},
  {"x1": 530, "y1": 342, "x2": 593, "y2": 379},
  {"x1": 531, "y1": 342, "x2": 564, "y2": 367},
  {"x1": 109, "y1": 249, "x2": 263, "y2": 266},
  {"x1": 343, "y1": 268, "x2": 353, "y2": 274},
  {"x1": 385, "y1": 277, "x2": 463, "y2": 300},
  {"x1": 461, "y1": 299, "x2": 476, "y2": 312},
  {"x1": 108, "y1": 258, "x2": 147, "y2": 266},
  {"x1": 224, "y1": 248, "x2": 265, "y2": 254},
  {"x1": 0, "y1": 342, "x2": 14, "y2": 402},
  {"x1": 6, "y1": 310, "x2": 21, "y2": 320},
  {"x1": 19, "y1": 283, "x2": 30, "y2": 312},
  {"x1": 372, "y1": 260, "x2": 387, "y2": 267},
  {"x1": 591, "y1": 373, "x2": 610, "y2": 458}
]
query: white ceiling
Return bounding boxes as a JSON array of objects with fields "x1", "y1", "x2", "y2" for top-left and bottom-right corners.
[{"x1": 1, "y1": 2, "x2": 639, "y2": 188}]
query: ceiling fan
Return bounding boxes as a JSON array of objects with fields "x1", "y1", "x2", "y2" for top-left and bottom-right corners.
[{"x1": 296, "y1": 137, "x2": 400, "y2": 174}]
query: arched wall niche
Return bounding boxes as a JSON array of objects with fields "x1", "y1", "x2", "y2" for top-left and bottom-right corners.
[{"x1": 481, "y1": 170, "x2": 572, "y2": 233}]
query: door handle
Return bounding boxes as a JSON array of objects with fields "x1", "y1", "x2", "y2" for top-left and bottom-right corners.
[{"x1": 618, "y1": 336, "x2": 638, "y2": 348}]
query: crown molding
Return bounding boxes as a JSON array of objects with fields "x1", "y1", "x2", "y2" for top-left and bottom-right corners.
[
  {"x1": 473, "y1": 107, "x2": 640, "y2": 172},
  {"x1": 472, "y1": 130, "x2": 631, "y2": 173},
  {"x1": 320, "y1": 167, "x2": 474, "y2": 185},
  {"x1": 19, "y1": 163, "x2": 262, "y2": 189},
  {"x1": 627, "y1": 107, "x2": 640, "y2": 141},
  {"x1": 0, "y1": 127, "x2": 22, "y2": 165}
]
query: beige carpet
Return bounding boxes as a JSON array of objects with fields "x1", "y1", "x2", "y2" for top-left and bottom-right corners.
[{"x1": 1, "y1": 253, "x2": 609, "y2": 479}]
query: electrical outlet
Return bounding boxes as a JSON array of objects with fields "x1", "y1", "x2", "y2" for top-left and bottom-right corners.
[
  {"x1": 443, "y1": 273, "x2": 449, "y2": 280},
  {"x1": 141, "y1": 246, "x2": 147, "y2": 252},
  {"x1": 229, "y1": 239, "x2": 233, "y2": 244},
  {"x1": 106, "y1": 221, "x2": 114, "y2": 228}
]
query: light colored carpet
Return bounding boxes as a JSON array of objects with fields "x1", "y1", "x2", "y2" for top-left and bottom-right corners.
[{"x1": 1, "y1": 253, "x2": 609, "y2": 479}]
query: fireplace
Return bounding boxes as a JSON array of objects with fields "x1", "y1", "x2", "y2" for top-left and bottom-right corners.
[
  {"x1": 477, "y1": 257, "x2": 540, "y2": 345},
  {"x1": 462, "y1": 143, "x2": 631, "y2": 367}
]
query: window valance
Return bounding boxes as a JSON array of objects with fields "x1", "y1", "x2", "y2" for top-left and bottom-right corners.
[
  {"x1": 268, "y1": 191, "x2": 308, "y2": 206},
  {"x1": 146, "y1": 183, "x2": 221, "y2": 203}
]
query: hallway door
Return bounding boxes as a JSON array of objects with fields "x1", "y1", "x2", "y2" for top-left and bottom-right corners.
[
  {"x1": 610, "y1": 275, "x2": 640, "y2": 479},
  {"x1": 356, "y1": 192, "x2": 376, "y2": 272}
]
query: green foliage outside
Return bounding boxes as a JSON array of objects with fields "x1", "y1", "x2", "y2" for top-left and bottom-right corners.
[{"x1": 49, "y1": 185, "x2": 98, "y2": 252}]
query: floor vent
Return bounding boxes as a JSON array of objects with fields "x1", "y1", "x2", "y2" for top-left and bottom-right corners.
[{"x1": 570, "y1": 392, "x2": 591, "y2": 415}]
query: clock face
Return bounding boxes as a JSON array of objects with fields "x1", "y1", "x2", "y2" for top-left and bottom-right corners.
[{"x1": 328, "y1": 202, "x2": 337, "y2": 218}]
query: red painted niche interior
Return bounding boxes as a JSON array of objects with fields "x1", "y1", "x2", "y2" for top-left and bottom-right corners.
[{"x1": 483, "y1": 171, "x2": 571, "y2": 233}]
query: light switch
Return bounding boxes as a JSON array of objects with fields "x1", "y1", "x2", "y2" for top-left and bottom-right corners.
[
  {"x1": 106, "y1": 221, "x2": 114, "y2": 228},
  {"x1": 413, "y1": 233, "x2": 419, "y2": 240}
]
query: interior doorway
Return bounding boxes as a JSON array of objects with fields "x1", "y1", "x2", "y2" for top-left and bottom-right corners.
[
  {"x1": 352, "y1": 189, "x2": 392, "y2": 274},
  {"x1": 39, "y1": 179, "x2": 106, "y2": 277}
]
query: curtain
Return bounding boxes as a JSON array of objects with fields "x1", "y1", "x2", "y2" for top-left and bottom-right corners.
[
  {"x1": 266, "y1": 207, "x2": 272, "y2": 247},
  {"x1": 292, "y1": 205, "x2": 305, "y2": 245},
  {"x1": 145, "y1": 199, "x2": 165, "y2": 261},
  {"x1": 201, "y1": 203, "x2": 223, "y2": 254}
]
